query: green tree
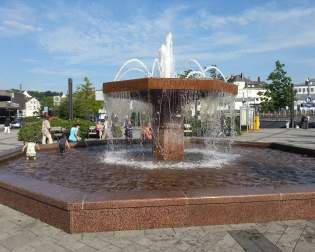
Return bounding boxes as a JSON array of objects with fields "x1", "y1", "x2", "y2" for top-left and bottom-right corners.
[
  {"x1": 208, "y1": 65, "x2": 224, "y2": 80},
  {"x1": 56, "y1": 77, "x2": 102, "y2": 120},
  {"x1": 258, "y1": 60, "x2": 294, "y2": 112},
  {"x1": 177, "y1": 69, "x2": 193, "y2": 78}
]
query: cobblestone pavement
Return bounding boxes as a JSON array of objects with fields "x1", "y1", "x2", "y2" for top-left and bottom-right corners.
[
  {"x1": 0, "y1": 204, "x2": 315, "y2": 252},
  {"x1": 235, "y1": 128, "x2": 315, "y2": 150}
]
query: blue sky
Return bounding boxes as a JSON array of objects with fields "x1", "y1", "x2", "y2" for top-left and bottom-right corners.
[{"x1": 0, "y1": 0, "x2": 315, "y2": 93}]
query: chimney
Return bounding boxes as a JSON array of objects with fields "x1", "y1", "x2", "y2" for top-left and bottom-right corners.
[
  {"x1": 257, "y1": 76, "x2": 260, "y2": 82},
  {"x1": 240, "y1": 73, "x2": 243, "y2": 79}
]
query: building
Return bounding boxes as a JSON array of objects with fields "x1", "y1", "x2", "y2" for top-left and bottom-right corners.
[
  {"x1": 95, "y1": 90, "x2": 107, "y2": 118},
  {"x1": 293, "y1": 78, "x2": 315, "y2": 111},
  {"x1": 228, "y1": 74, "x2": 267, "y2": 110},
  {"x1": 0, "y1": 90, "x2": 41, "y2": 122},
  {"x1": 24, "y1": 97, "x2": 41, "y2": 117},
  {"x1": 0, "y1": 91, "x2": 20, "y2": 123}
]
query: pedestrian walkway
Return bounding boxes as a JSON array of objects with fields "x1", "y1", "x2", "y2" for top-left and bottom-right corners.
[
  {"x1": 0, "y1": 127, "x2": 21, "y2": 155},
  {"x1": 235, "y1": 128, "x2": 315, "y2": 150},
  {"x1": 0, "y1": 204, "x2": 314, "y2": 251}
]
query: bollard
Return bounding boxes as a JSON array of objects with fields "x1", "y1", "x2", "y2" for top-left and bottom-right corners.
[{"x1": 254, "y1": 116, "x2": 260, "y2": 130}]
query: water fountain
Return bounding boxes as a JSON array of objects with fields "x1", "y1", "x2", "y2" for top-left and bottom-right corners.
[
  {"x1": 1, "y1": 33, "x2": 315, "y2": 234},
  {"x1": 104, "y1": 33, "x2": 237, "y2": 161}
]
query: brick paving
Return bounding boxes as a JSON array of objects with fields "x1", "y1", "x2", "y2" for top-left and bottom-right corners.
[{"x1": 0, "y1": 204, "x2": 314, "y2": 251}]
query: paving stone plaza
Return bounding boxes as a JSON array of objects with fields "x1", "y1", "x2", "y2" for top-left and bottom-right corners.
[
  {"x1": 0, "y1": 129, "x2": 315, "y2": 251},
  {"x1": 1, "y1": 203, "x2": 315, "y2": 252}
]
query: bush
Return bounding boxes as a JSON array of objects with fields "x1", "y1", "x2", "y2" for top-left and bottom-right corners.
[
  {"x1": 18, "y1": 121, "x2": 42, "y2": 142},
  {"x1": 23, "y1": 117, "x2": 41, "y2": 123},
  {"x1": 18, "y1": 117, "x2": 94, "y2": 142}
]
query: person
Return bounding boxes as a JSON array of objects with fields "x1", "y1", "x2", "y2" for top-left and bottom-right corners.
[
  {"x1": 22, "y1": 140, "x2": 40, "y2": 160},
  {"x1": 42, "y1": 115, "x2": 53, "y2": 144},
  {"x1": 301, "y1": 115, "x2": 308, "y2": 129},
  {"x1": 95, "y1": 121, "x2": 103, "y2": 139},
  {"x1": 69, "y1": 124, "x2": 81, "y2": 142},
  {"x1": 58, "y1": 132, "x2": 71, "y2": 154},
  {"x1": 307, "y1": 115, "x2": 310, "y2": 129},
  {"x1": 123, "y1": 115, "x2": 129, "y2": 128},
  {"x1": 4, "y1": 117, "x2": 10, "y2": 134},
  {"x1": 124, "y1": 119, "x2": 133, "y2": 144},
  {"x1": 142, "y1": 122, "x2": 153, "y2": 142},
  {"x1": 103, "y1": 119, "x2": 112, "y2": 139}
]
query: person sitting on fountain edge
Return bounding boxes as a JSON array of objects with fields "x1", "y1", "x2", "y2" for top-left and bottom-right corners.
[{"x1": 142, "y1": 122, "x2": 153, "y2": 143}]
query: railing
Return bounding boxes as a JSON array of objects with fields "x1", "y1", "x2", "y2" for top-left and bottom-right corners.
[
  {"x1": 259, "y1": 111, "x2": 315, "y2": 121},
  {"x1": 0, "y1": 101, "x2": 20, "y2": 108}
]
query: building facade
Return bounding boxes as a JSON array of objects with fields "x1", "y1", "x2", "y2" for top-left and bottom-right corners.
[
  {"x1": 0, "y1": 90, "x2": 41, "y2": 123},
  {"x1": 293, "y1": 78, "x2": 315, "y2": 111},
  {"x1": 228, "y1": 74, "x2": 267, "y2": 110}
]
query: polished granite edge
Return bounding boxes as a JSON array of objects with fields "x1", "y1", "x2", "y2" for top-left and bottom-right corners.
[{"x1": 1, "y1": 171, "x2": 315, "y2": 210}]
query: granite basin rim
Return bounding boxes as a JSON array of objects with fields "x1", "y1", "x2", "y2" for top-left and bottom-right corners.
[{"x1": 103, "y1": 77, "x2": 238, "y2": 95}]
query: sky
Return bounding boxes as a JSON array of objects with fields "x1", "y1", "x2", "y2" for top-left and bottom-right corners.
[{"x1": 0, "y1": 0, "x2": 315, "y2": 93}]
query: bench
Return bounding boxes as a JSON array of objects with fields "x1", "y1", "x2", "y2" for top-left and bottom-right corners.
[
  {"x1": 184, "y1": 123, "x2": 192, "y2": 136},
  {"x1": 88, "y1": 126, "x2": 98, "y2": 138},
  {"x1": 50, "y1": 126, "x2": 64, "y2": 139}
]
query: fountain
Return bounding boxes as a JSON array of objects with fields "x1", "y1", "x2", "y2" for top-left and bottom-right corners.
[
  {"x1": 2, "y1": 33, "x2": 315, "y2": 234},
  {"x1": 104, "y1": 33, "x2": 237, "y2": 160}
]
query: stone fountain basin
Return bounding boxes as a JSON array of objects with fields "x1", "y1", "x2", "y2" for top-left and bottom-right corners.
[{"x1": 1, "y1": 141, "x2": 315, "y2": 233}]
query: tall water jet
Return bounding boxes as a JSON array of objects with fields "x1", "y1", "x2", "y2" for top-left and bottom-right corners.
[{"x1": 158, "y1": 32, "x2": 175, "y2": 78}]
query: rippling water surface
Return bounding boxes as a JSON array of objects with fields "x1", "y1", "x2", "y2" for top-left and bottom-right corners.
[{"x1": 1, "y1": 145, "x2": 315, "y2": 193}]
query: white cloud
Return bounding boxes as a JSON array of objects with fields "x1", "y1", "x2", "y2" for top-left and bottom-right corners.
[
  {"x1": 3, "y1": 20, "x2": 42, "y2": 32},
  {"x1": 191, "y1": 6, "x2": 315, "y2": 29},
  {"x1": 0, "y1": 3, "x2": 42, "y2": 36}
]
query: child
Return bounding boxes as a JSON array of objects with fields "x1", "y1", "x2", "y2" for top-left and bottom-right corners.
[
  {"x1": 58, "y1": 132, "x2": 71, "y2": 154},
  {"x1": 22, "y1": 140, "x2": 40, "y2": 160}
]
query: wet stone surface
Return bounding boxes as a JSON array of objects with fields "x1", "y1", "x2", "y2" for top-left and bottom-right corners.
[{"x1": 1, "y1": 144, "x2": 315, "y2": 193}]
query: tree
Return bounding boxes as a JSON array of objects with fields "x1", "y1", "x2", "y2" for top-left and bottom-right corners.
[
  {"x1": 258, "y1": 60, "x2": 294, "y2": 112},
  {"x1": 208, "y1": 65, "x2": 224, "y2": 80},
  {"x1": 177, "y1": 69, "x2": 193, "y2": 78},
  {"x1": 56, "y1": 77, "x2": 102, "y2": 120}
]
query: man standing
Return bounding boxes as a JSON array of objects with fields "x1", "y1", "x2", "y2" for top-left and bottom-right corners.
[
  {"x1": 42, "y1": 115, "x2": 53, "y2": 144},
  {"x1": 4, "y1": 117, "x2": 10, "y2": 134}
]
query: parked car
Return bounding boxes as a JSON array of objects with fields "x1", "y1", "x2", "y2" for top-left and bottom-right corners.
[{"x1": 10, "y1": 119, "x2": 24, "y2": 128}]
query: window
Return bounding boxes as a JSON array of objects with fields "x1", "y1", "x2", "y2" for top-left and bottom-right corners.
[
  {"x1": 298, "y1": 88, "x2": 301, "y2": 93},
  {"x1": 303, "y1": 88, "x2": 306, "y2": 93},
  {"x1": 311, "y1": 88, "x2": 314, "y2": 93}
]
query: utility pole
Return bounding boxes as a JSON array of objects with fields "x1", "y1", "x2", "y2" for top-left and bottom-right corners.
[
  {"x1": 68, "y1": 78, "x2": 73, "y2": 120},
  {"x1": 290, "y1": 83, "x2": 295, "y2": 128}
]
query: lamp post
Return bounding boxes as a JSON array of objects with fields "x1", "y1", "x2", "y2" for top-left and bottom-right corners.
[{"x1": 68, "y1": 78, "x2": 73, "y2": 120}]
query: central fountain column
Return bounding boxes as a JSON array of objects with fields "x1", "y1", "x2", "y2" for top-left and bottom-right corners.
[{"x1": 151, "y1": 90, "x2": 184, "y2": 161}]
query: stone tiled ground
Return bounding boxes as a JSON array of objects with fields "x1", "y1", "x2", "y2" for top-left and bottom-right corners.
[
  {"x1": 0, "y1": 129, "x2": 21, "y2": 155},
  {"x1": 0, "y1": 204, "x2": 315, "y2": 251},
  {"x1": 235, "y1": 128, "x2": 315, "y2": 150}
]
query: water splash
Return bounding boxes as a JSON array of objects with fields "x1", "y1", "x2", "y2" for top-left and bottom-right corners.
[
  {"x1": 114, "y1": 58, "x2": 151, "y2": 81},
  {"x1": 113, "y1": 32, "x2": 227, "y2": 81},
  {"x1": 158, "y1": 32, "x2": 175, "y2": 78}
]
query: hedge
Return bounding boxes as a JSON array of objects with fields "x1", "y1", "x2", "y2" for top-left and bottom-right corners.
[{"x1": 18, "y1": 118, "x2": 94, "y2": 142}]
